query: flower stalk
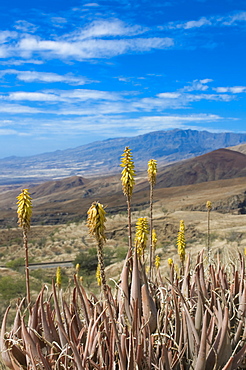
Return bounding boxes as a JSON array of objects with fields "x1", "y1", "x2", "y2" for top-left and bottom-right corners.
[
  {"x1": 56, "y1": 266, "x2": 62, "y2": 290},
  {"x1": 87, "y1": 201, "x2": 126, "y2": 369},
  {"x1": 135, "y1": 217, "x2": 149, "y2": 260},
  {"x1": 206, "y1": 201, "x2": 212, "y2": 263},
  {"x1": 177, "y1": 220, "x2": 186, "y2": 273},
  {"x1": 148, "y1": 159, "x2": 157, "y2": 279},
  {"x1": 120, "y1": 147, "x2": 135, "y2": 257},
  {"x1": 16, "y1": 189, "x2": 32, "y2": 306}
]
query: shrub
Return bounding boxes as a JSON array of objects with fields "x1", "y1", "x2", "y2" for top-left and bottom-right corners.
[
  {"x1": 5, "y1": 258, "x2": 25, "y2": 272},
  {"x1": 0, "y1": 276, "x2": 26, "y2": 301},
  {"x1": 74, "y1": 246, "x2": 113, "y2": 275}
]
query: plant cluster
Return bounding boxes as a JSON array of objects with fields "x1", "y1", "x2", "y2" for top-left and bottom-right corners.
[{"x1": 0, "y1": 148, "x2": 245, "y2": 369}]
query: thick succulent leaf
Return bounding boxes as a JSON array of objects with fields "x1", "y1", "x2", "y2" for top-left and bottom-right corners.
[{"x1": 0, "y1": 306, "x2": 14, "y2": 369}]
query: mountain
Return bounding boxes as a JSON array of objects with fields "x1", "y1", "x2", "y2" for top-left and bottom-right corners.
[
  {"x1": 1, "y1": 129, "x2": 246, "y2": 185},
  {"x1": 1, "y1": 147, "x2": 246, "y2": 227},
  {"x1": 154, "y1": 148, "x2": 246, "y2": 188},
  {"x1": 229, "y1": 143, "x2": 246, "y2": 155}
]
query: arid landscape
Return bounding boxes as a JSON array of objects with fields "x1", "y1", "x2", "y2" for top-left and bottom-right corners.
[
  {"x1": 0, "y1": 145, "x2": 246, "y2": 308},
  {"x1": 0, "y1": 143, "x2": 246, "y2": 368},
  {"x1": 1, "y1": 0, "x2": 246, "y2": 364}
]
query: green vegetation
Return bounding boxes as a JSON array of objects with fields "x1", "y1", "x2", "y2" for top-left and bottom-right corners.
[
  {"x1": 74, "y1": 246, "x2": 113, "y2": 275},
  {"x1": 0, "y1": 275, "x2": 41, "y2": 301},
  {"x1": 5, "y1": 257, "x2": 25, "y2": 272},
  {"x1": 0, "y1": 276, "x2": 26, "y2": 301}
]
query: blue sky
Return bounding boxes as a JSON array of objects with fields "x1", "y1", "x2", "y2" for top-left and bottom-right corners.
[{"x1": 0, "y1": 0, "x2": 246, "y2": 158}]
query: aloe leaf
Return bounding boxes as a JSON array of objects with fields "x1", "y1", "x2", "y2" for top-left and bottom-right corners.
[
  {"x1": 130, "y1": 249, "x2": 141, "y2": 315},
  {"x1": 0, "y1": 306, "x2": 14, "y2": 369},
  {"x1": 141, "y1": 283, "x2": 157, "y2": 333},
  {"x1": 52, "y1": 280, "x2": 68, "y2": 347},
  {"x1": 74, "y1": 275, "x2": 91, "y2": 326},
  {"x1": 194, "y1": 311, "x2": 208, "y2": 370}
]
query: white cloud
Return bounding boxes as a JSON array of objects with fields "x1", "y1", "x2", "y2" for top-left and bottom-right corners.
[
  {"x1": 133, "y1": 88, "x2": 234, "y2": 112},
  {"x1": 84, "y1": 3, "x2": 100, "y2": 7},
  {"x1": 14, "y1": 20, "x2": 38, "y2": 33},
  {"x1": 0, "y1": 81, "x2": 236, "y2": 116},
  {"x1": 8, "y1": 92, "x2": 60, "y2": 102},
  {"x1": 182, "y1": 79, "x2": 213, "y2": 92},
  {"x1": 0, "y1": 18, "x2": 174, "y2": 62},
  {"x1": 222, "y1": 11, "x2": 246, "y2": 25},
  {"x1": 168, "y1": 11, "x2": 246, "y2": 30},
  {"x1": 0, "y1": 59, "x2": 43, "y2": 65},
  {"x1": 0, "y1": 69, "x2": 87, "y2": 85},
  {"x1": 4, "y1": 89, "x2": 120, "y2": 103},
  {"x1": 0, "y1": 129, "x2": 17, "y2": 135},
  {"x1": 0, "y1": 119, "x2": 13, "y2": 127},
  {"x1": 214, "y1": 86, "x2": 246, "y2": 94},
  {"x1": 200, "y1": 79, "x2": 213, "y2": 84},
  {"x1": 157, "y1": 92, "x2": 181, "y2": 99},
  {"x1": 0, "y1": 46, "x2": 9, "y2": 58},
  {"x1": 50, "y1": 17, "x2": 67, "y2": 27},
  {"x1": 17, "y1": 36, "x2": 173, "y2": 60},
  {"x1": 182, "y1": 17, "x2": 212, "y2": 29},
  {"x1": 119, "y1": 114, "x2": 222, "y2": 127},
  {"x1": 59, "y1": 89, "x2": 120, "y2": 101},
  {"x1": 0, "y1": 113, "x2": 225, "y2": 139},
  {"x1": 0, "y1": 103, "x2": 42, "y2": 113},
  {"x1": 67, "y1": 19, "x2": 147, "y2": 41},
  {"x1": 0, "y1": 31, "x2": 17, "y2": 44}
]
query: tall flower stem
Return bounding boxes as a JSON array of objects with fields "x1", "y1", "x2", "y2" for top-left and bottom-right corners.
[
  {"x1": 147, "y1": 159, "x2": 157, "y2": 279},
  {"x1": 149, "y1": 182, "x2": 154, "y2": 278},
  {"x1": 126, "y1": 194, "x2": 132, "y2": 255},
  {"x1": 16, "y1": 189, "x2": 32, "y2": 307},
  {"x1": 87, "y1": 202, "x2": 126, "y2": 369},
  {"x1": 120, "y1": 147, "x2": 135, "y2": 259},
  {"x1": 23, "y1": 228, "x2": 30, "y2": 306},
  {"x1": 177, "y1": 220, "x2": 186, "y2": 275},
  {"x1": 206, "y1": 201, "x2": 212, "y2": 263}
]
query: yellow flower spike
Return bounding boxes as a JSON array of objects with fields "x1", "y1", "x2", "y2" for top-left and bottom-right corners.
[
  {"x1": 87, "y1": 201, "x2": 106, "y2": 243},
  {"x1": 96, "y1": 263, "x2": 102, "y2": 286},
  {"x1": 167, "y1": 258, "x2": 173, "y2": 266},
  {"x1": 120, "y1": 147, "x2": 135, "y2": 198},
  {"x1": 16, "y1": 189, "x2": 32, "y2": 230},
  {"x1": 56, "y1": 266, "x2": 62, "y2": 289},
  {"x1": 155, "y1": 255, "x2": 161, "y2": 269},
  {"x1": 206, "y1": 201, "x2": 212, "y2": 211},
  {"x1": 177, "y1": 220, "x2": 186, "y2": 264},
  {"x1": 135, "y1": 217, "x2": 149, "y2": 256},
  {"x1": 148, "y1": 159, "x2": 157, "y2": 186},
  {"x1": 75, "y1": 263, "x2": 80, "y2": 278},
  {"x1": 179, "y1": 220, "x2": 185, "y2": 233},
  {"x1": 152, "y1": 229, "x2": 157, "y2": 251}
]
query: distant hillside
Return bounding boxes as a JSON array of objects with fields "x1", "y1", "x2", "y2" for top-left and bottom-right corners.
[
  {"x1": 1, "y1": 129, "x2": 246, "y2": 185},
  {"x1": 1, "y1": 147, "x2": 246, "y2": 226},
  {"x1": 229, "y1": 143, "x2": 246, "y2": 155},
  {"x1": 154, "y1": 148, "x2": 246, "y2": 188}
]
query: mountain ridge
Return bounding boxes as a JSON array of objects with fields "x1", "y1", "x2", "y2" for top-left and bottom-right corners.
[
  {"x1": 1, "y1": 129, "x2": 246, "y2": 185},
  {"x1": 1, "y1": 147, "x2": 246, "y2": 227}
]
